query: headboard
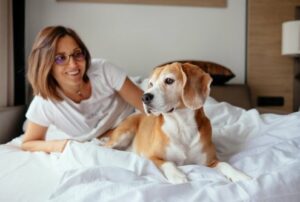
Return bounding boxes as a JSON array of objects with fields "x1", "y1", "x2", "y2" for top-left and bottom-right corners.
[{"x1": 210, "y1": 84, "x2": 252, "y2": 109}]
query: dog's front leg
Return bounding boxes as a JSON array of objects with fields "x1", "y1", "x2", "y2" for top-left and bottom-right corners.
[
  {"x1": 215, "y1": 162, "x2": 252, "y2": 182},
  {"x1": 151, "y1": 157, "x2": 188, "y2": 184}
]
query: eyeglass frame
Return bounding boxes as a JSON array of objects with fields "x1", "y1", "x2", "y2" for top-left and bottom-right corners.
[{"x1": 54, "y1": 49, "x2": 86, "y2": 65}]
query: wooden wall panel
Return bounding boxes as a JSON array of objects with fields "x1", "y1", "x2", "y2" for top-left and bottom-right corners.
[
  {"x1": 247, "y1": 0, "x2": 300, "y2": 113},
  {"x1": 57, "y1": 0, "x2": 227, "y2": 7}
]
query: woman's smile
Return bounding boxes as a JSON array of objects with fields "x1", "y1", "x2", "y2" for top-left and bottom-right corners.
[{"x1": 65, "y1": 68, "x2": 81, "y2": 77}]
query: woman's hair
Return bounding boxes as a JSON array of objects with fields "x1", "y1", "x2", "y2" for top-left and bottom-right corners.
[{"x1": 27, "y1": 25, "x2": 91, "y2": 101}]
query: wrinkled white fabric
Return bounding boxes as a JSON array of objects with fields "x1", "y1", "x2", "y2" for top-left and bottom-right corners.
[
  {"x1": 1, "y1": 97, "x2": 299, "y2": 202},
  {"x1": 48, "y1": 98, "x2": 300, "y2": 202}
]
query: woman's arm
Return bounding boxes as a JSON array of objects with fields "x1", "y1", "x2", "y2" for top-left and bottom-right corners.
[
  {"x1": 118, "y1": 77, "x2": 145, "y2": 113},
  {"x1": 21, "y1": 121, "x2": 68, "y2": 153}
]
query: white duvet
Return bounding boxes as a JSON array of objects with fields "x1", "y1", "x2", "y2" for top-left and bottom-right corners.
[{"x1": 1, "y1": 97, "x2": 300, "y2": 202}]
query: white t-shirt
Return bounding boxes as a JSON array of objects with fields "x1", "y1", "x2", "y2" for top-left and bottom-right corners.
[{"x1": 26, "y1": 58, "x2": 134, "y2": 141}]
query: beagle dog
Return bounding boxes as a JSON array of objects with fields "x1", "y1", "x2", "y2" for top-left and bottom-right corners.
[{"x1": 102, "y1": 62, "x2": 251, "y2": 184}]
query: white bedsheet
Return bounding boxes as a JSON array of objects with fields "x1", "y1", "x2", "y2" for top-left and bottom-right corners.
[{"x1": 1, "y1": 97, "x2": 300, "y2": 202}]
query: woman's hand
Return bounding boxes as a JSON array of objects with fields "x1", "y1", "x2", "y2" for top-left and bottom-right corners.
[
  {"x1": 118, "y1": 77, "x2": 145, "y2": 113},
  {"x1": 21, "y1": 120, "x2": 69, "y2": 153},
  {"x1": 21, "y1": 139, "x2": 69, "y2": 153},
  {"x1": 53, "y1": 139, "x2": 69, "y2": 152}
]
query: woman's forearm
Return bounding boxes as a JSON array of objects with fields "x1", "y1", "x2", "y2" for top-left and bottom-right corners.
[{"x1": 21, "y1": 139, "x2": 68, "y2": 153}]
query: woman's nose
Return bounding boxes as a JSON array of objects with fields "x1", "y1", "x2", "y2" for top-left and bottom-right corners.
[{"x1": 67, "y1": 56, "x2": 77, "y2": 67}]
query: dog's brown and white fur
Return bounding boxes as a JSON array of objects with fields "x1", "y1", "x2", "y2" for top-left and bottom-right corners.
[{"x1": 102, "y1": 62, "x2": 251, "y2": 184}]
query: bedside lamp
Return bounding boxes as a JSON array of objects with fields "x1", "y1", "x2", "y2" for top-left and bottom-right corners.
[
  {"x1": 282, "y1": 20, "x2": 300, "y2": 56},
  {"x1": 282, "y1": 20, "x2": 300, "y2": 112}
]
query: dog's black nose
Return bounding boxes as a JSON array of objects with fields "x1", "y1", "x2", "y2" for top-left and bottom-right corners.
[{"x1": 142, "y1": 93, "x2": 154, "y2": 105}]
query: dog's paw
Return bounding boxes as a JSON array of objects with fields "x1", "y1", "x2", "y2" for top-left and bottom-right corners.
[
  {"x1": 161, "y1": 162, "x2": 188, "y2": 184},
  {"x1": 97, "y1": 137, "x2": 110, "y2": 146},
  {"x1": 228, "y1": 171, "x2": 252, "y2": 182},
  {"x1": 166, "y1": 170, "x2": 188, "y2": 184},
  {"x1": 216, "y1": 162, "x2": 252, "y2": 182}
]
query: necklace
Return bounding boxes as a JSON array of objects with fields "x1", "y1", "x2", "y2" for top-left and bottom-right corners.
[
  {"x1": 76, "y1": 89, "x2": 82, "y2": 96},
  {"x1": 76, "y1": 90, "x2": 83, "y2": 97},
  {"x1": 75, "y1": 82, "x2": 84, "y2": 97}
]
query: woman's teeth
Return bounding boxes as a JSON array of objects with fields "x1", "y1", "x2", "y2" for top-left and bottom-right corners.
[{"x1": 67, "y1": 70, "x2": 79, "y2": 76}]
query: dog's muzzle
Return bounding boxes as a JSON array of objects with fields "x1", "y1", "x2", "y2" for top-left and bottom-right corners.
[
  {"x1": 142, "y1": 92, "x2": 175, "y2": 115},
  {"x1": 142, "y1": 93, "x2": 154, "y2": 105}
]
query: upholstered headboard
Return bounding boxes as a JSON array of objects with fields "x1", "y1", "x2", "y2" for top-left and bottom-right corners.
[{"x1": 210, "y1": 84, "x2": 252, "y2": 109}]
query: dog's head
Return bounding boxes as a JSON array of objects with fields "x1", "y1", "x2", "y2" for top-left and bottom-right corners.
[{"x1": 142, "y1": 62, "x2": 212, "y2": 115}]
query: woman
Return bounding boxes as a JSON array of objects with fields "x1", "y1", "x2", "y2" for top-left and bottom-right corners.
[{"x1": 21, "y1": 26, "x2": 144, "y2": 153}]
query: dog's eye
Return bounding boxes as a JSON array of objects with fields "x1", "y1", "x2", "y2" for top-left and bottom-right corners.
[
  {"x1": 149, "y1": 82, "x2": 153, "y2": 87},
  {"x1": 164, "y1": 78, "x2": 174, "y2": 85}
]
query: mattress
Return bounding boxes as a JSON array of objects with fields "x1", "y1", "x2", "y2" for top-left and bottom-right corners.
[{"x1": 0, "y1": 97, "x2": 300, "y2": 202}]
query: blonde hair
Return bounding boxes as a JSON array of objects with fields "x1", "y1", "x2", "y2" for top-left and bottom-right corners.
[{"x1": 27, "y1": 26, "x2": 91, "y2": 101}]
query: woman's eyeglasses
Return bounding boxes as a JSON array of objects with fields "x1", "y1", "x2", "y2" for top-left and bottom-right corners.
[{"x1": 54, "y1": 50, "x2": 85, "y2": 65}]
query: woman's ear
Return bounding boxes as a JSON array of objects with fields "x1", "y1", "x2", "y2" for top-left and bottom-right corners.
[{"x1": 181, "y1": 63, "x2": 212, "y2": 110}]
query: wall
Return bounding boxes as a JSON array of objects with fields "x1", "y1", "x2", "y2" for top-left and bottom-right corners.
[
  {"x1": 25, "y1": 0, "x2": 246, "y2": 81},
  {"x1": 247, "y1": 0, "x2": 300, "y2": 113}
]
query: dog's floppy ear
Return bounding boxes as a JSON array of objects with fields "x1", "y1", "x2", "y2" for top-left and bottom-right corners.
[{"x1": 180, "y1": 63, "x2": 212, "y2": 109}]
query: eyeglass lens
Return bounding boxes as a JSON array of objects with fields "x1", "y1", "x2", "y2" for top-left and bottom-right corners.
[{"x1": 54, "y1": 50, "x2": 85, "y2": 65}]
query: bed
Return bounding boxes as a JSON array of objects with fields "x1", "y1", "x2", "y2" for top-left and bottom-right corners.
[
  {"x1": 1, "y1": 59, "x2": 300, "y2": 201},
  {"x1": 1, "y1": 89, "x2": 300, "y2": 202}
]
